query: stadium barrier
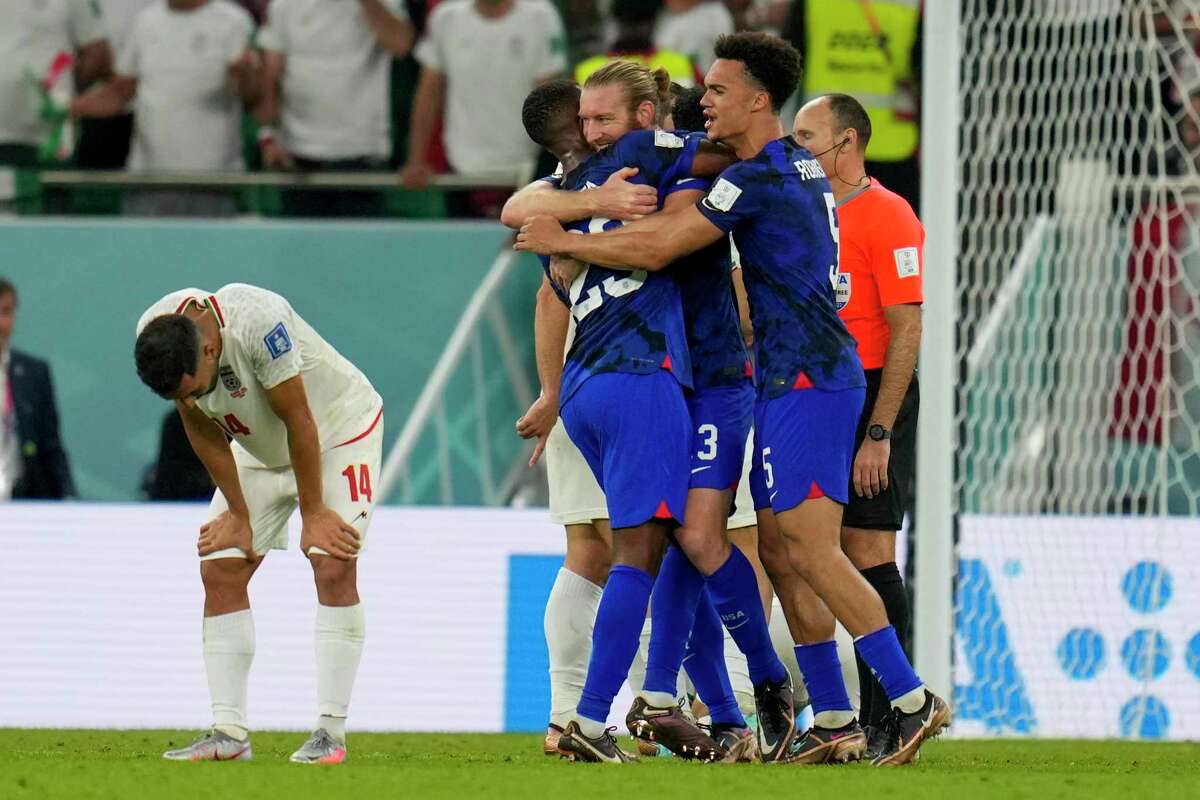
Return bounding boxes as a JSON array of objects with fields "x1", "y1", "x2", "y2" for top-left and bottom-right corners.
[
  {"x1": 1, "y1": 503, "x2": 1196, "y2": 738},
  {"x1": 0, "y1": 219, "x2": 542, "y2": 504}
]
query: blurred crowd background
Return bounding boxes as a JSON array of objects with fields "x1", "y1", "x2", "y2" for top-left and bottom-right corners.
[{"x1": 0, "y1": 0, "x2": 924, "y2": 219}]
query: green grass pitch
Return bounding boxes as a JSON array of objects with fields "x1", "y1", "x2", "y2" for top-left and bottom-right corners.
[{"x1": 2, "y1": 730, "x2": 1198, "y2": 799}]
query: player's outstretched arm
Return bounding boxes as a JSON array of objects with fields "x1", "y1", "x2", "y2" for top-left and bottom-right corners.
[
  {"x1": 516, "y1": 203, "x2": 725, "y2": 271},
  {"x1": 176, "y1": 401, "x2": 256, "y2": 559},
  {"x1": 266, "y1": 375, "x2": 361, "y2": 561},
  {"x1": 500, "y1": 167, "x2": 658, "y2": 229}
]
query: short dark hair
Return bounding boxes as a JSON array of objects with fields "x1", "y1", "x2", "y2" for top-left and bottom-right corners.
[
  {"x1": 671, "y1": 84, "x2": 707, "y2": 132},
  {"x1": 135, "y1": 315, "x2": 200, "y2": 398},
  {"x1": 522, "y1": 80, "x2": 582, "y2": 149},
  {"x1": 0, "y1": 276, "x2": 15, "y2": 303},
  {"x1": 826, "y1": 93, "x2": 873, "y2": 151},
  {"x1": 713, "y1": 32, "x2": 803, "y2": 113}
]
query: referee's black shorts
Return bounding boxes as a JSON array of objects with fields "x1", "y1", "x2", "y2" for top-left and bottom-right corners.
[{"x1": 843, "y1": 369, "x2": 919, "y2": 531}]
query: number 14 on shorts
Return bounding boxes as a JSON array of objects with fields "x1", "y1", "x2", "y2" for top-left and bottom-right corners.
[{"x1": 341, "y1": 464, "x2": 373, "y2": 503}]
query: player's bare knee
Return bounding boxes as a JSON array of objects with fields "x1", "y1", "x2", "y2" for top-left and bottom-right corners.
[
  {"x1": 199, "y1": 559, "x2": 253, "y2": 612},
  {"x1": 612, "y1": 523, "x2": 666, "y2": 574},
  {"x1": 673, "y1": 524, "x2": 731, "y2": 575},
  {"x1": 841, "y1": 528, "x2": 895, "y2": 571},
  {"x1": 200, "y1": 558, "x2": 252, "y2": 592},
  {"x1": 309, "y1": 555, "x2": 358, "y2": 603}
]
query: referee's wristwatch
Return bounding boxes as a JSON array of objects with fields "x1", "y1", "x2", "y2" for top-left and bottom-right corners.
[{"x1": 867, "y1": 424, "x2": 892, "y2": 442}]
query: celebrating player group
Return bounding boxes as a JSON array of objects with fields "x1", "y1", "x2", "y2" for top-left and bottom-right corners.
[
  {"x1": 510, "y1": 31, "x2": 946, "y2": 766},
  {"x1": 130, "y1": 30, "x2": 940, "y2": 769}
]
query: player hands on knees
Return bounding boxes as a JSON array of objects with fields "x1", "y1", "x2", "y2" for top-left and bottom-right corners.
[{"x1": 136, "y1": 284, "x2": 382, "y2": 764}]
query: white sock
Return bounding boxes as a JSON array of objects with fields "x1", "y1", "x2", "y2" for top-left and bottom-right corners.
[
  {"x1": 203, "y1": 609, "x2": 255, "y2": 740},
  {"x1": 318, "y1": 714, "x2": 346, "y2": 742},
  {"x1": 894, "y1": 685, "x2": 927, "y2": 714},
  {"x1": 315, "y1": 603, "x2": 365, "y2": 744},
  {"x1": 814, "y1": 709, "x2": 856, "y2": 729},
  {"x1": 544, "y1": 568, "x2": 603, "y2": 728},
  {"x1": 638, "y1": 689, "x2": 677, "y2": 708},
  {"x1": 625, "y1": 616, "x2": 653, "y2": 696},
  {"x1": 577, "y1": 716, "x2": 607, "y2": 739},
  {"x1": 722, "y1": 625, "x2": 755, "y2": 718}
]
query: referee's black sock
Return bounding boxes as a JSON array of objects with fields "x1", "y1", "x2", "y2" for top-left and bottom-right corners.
[{"x1": 855, "y1": 561, "x2": 911, "y2": 729}]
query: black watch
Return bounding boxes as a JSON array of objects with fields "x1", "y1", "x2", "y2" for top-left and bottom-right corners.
[{"x1": 867, "y1": 424, "x2": 892, "y2": 442}]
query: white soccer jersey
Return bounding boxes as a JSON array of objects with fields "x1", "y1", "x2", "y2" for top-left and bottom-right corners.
[{"x1": 137, "y1": 283, "x2": 382, "y2": 469}]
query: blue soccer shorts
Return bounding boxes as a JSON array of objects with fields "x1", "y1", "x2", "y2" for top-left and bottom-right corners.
[
  {"x1": 686, "y1": 380, "x2": 754, "y2": 492},
  {"x1": 560, "y1": 370, "x2": 691, "y2": 529},
  {"x1": 749, "y1": 385, "x2": 866, "y2": 513}
]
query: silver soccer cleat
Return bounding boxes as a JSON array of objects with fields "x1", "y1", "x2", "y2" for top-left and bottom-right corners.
[
  {"x1": 289, "y1": 728, "x2": 347, "y2": 765},
  {"x1": 163, "y1": 729, "x2": 252, "y2": 762}
]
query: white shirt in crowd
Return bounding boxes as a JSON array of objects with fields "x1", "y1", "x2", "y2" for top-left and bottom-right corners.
[
  {"x1": 654, "y1": 1, "x2": 735, "y2": 73},
  {"x1": 415, "y1": 0, "x2": 566, "y2": 175},
  {"x1": 117, "y1": 0, "x2": 253, "y2": 172},
  {"x1": 258, "y1": 0, "x2": 408, "y2": 161},
  {"x1": 0, "y1": 0, "x2": 107, "y2": 147},
  {"x1": 137, "y1": 284, "x2": 383, "y2": 470},
  {"x1": 0, "y1": 349, "x2": 20, "y2": 500}
]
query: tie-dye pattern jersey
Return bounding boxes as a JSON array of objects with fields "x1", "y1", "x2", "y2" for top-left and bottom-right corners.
[
  {"x1": 695, "y1": 136, "x2": 865, "y2": 398},
  {"x1": 543, "y1": 129, "x2": 697, "y2": 404}
]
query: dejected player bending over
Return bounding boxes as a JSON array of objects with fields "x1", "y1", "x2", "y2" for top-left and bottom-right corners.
[{"x1": 134, "y1": 283, "x2": 383, "y2": 765}]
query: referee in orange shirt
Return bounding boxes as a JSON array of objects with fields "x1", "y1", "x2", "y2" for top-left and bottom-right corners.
[{"x1": 792, "y1": 93, "x2": 924, "y2": 756}]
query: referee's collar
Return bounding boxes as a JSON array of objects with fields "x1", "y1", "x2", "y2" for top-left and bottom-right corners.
[{"x1": 836, "y1": 179, "x2": 874, "y2": 208}]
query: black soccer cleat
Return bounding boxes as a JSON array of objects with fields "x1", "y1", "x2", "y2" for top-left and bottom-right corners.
[
  {"x1": 710, "y1": 723, "x2": 759, "y2": 763},
  {"x1": 871, "y1": 689, "x2": 951, "y2": 767},
  {"x1": 863, "y1": 723, "x2": 891, "y2": 761},
  {"x1": 556, "y1": 721, "x2": 637, "y2": 764},
  {"x1": 782, "y1": 720, "x2": 867, "y2": 765},
  {"x1": 626, "y1": 696, "x2": 723, "y2": 762},
  {"x1": 753, "y1": 676, "x2": 798, "y2": 763}
]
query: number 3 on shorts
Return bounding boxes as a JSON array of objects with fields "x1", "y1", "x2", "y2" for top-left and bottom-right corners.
[
  {"x1": 761, "y1": 447, "x2": 774, "y2": 489},
  {"x1": 697, "y1": 423, "x2": 718, "y2": 461}
]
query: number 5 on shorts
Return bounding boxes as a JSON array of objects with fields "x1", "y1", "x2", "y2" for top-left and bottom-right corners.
[
  {"x1": 341, "y1": 464, "x2": 373, "y2": 503},
  {"x1": 761, "y1": 447, "x2": 774, "y2": 489}
]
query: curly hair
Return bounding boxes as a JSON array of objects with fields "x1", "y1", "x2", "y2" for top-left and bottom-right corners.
[
  {"x1": 135, "y1": 314, "x2": 200, "y2": 398},
  {"x1": 713, "y1": 32, "x2": 803, "y2": 113},
  {"x1": 670, "y1": 84, "x2": 707, "y2": 133},
  {"x1": 521, "y1": 79, "x2": 582, "y2": 149}
]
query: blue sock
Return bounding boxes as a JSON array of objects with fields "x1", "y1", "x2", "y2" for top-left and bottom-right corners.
[
  {"x1": 705, "y1": 547, "x2": 787, "y2": 687},
  {"x1": 854, "y1": 625, "x2": 923, "y2": 701},
  {"x1": 793, "y1": 641, "x2": 853, "y2": 715},
  {"x1": 644, "y1": 546, "x2": 705, "y2": 696},
  {"x1": 682, "y1": 588, "x2": 746, "y2": 727},
  {"x1": 576, "y1": 564, "x2": 654, "y2": 725}
]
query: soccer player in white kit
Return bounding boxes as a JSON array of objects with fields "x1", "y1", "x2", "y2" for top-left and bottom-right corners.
[{"x1": 134, "y1": 283, "x2": 383, "y2": 765}]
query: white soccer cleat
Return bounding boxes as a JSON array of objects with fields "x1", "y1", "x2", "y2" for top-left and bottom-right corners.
[
  {"x1": 163, "y1": 729, "x2": 252, "y2": 762},
  {"x1": 289, "y1": 728, "x2": 347, "y2": 765}
]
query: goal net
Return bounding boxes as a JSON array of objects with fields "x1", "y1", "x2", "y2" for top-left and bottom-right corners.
[{"x1": 945, "y1": 0, "x2": 1200, "y2": 739}]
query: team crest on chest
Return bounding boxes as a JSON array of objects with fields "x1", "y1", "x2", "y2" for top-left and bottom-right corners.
[{"x1": 219, "y1": 366, "x2": 247, "y2": 398}]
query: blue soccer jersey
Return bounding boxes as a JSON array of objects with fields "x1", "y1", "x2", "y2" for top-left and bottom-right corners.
[
  {"x1": 694, "y1": 137, "x2": 865, "y2": 398},
  {"x1": 544, "y1": 129, "x2": 703, "y2": 404}
]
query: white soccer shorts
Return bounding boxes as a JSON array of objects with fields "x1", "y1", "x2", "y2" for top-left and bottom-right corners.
[
  {"x1": 545, "y1": 418, "x2": 608, "y2": 525},
  {"x1": 201, "y1": 415, "x2": 384, "y2": 560}
]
